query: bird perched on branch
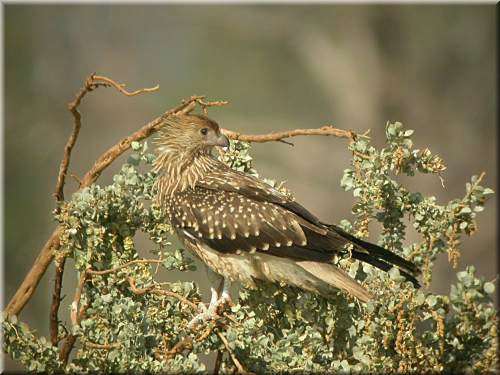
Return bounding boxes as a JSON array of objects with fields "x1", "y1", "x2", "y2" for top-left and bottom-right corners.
[{"x1": 153, "y1": 114, "x2": 420, "y2": 325}]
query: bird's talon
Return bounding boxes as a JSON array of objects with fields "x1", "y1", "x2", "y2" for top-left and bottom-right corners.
[
  {"x1": 187, "y1": 301, "x2": 222, "y2": 329},
  {"x1": 215, "y1": 294, "x2": 233, "y2": 314},
  {"x1": 197, "y1": 302, "x2": 208, "y2": 313}
]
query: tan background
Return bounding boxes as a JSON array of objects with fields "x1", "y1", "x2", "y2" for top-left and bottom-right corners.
[{"x1": 4, "y1": 4, "x2": 497, "y2": 370}]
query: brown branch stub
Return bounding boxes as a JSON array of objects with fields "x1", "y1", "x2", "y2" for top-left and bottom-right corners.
[
  {"x1": 222, "y1": 125, "x2": 369, "y2": 144},
  {"x1": 59, "y1": 334, "x2": 76, "y2": 367},
  {"x1": 181, "y1": 95, "x2": 229, "y2": 115},
  {"x1": 50, "y1": 255, "x2": 66, "y2": 346},
  {"x1": 216, "y1": 330, "x2": 254, "y2": 375}
]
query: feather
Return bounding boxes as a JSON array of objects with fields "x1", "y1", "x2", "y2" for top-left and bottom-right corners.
[{"x1": 297, "y1": 261, "x2": 372, "y2": 302}]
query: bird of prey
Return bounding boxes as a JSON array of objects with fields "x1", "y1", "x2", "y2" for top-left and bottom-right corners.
[{"x1": 152, "y1": 114, "x2": 420, "y2": 324}]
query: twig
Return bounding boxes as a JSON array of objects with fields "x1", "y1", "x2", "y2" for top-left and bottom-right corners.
[
  {"x1": 223, "y1": 126, "x2": 370, "y2": 144},
  {"x1": 86, "y1": 259, "x2": 163, "y2": 276},
  {"x1": 53, "y1": 78, "x2": 88, "y2": 201},
  {"x1": 49, "y1": 255, "x2": 66, "y2": 346},
  {"x1": 82, "y1": 339, "x2": 121, "y2": 349},
  {"x1": 70, "y1": 173, "x2": 82, "y2": 185},
  {"x1": 352, "y1": 150, "x2": 371, "y2": 160},
  {"x1": 196, "y1": 325, "x2": 214, "y2": 342},
  {"x1": 216, "y1": 330, "x2": 254, "y2": 375},
  {"x1": 127, "y1": 277, "x2": 198, "y2": 310},
  {"x1": 155, "y1": 325, "x2": 216, "y2": 361},
  {"x1": 91, "y1": 75, "x2": 159, "y2": 96},
  {"x1": 278, "y1": 139, "x2": 295, "y2": 146}
]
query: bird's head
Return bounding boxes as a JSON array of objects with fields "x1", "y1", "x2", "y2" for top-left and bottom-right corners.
[{"x1": 154, "y1": 114, "x2": 229, "y2": 157}]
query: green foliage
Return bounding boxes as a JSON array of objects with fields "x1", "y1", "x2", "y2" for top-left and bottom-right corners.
[
  {"x1": 3, "y1": 315, "x2": 61, "y2": 372},
  {"x1": 2, "y1": 122, "x2": 497, "y2": 372}
]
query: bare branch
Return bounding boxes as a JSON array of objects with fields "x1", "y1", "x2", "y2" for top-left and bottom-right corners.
[
  {"x1": 222, "y1": 126, "x2": 370, "y2": 144},
  {"x1": 165, "y1": 336, "x2": 194, "y2": 359},
  {"x1": 53, "y1": 79, "x2": 88, "y2": 202},
  {"x1": 191, "y1": 96, "x2": 228, "y2": 115},
  {"x1": 92, "y1": 75, "x2": 159, "y2": 96}
]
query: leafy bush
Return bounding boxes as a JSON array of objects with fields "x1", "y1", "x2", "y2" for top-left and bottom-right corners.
[{"x1": 2, "y1": 122, "x2": 497, "y2": 373}]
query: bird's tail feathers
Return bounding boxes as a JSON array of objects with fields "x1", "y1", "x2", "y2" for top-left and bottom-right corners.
[
  {"x1": 328, "y1": 225, "x2": 421, "y2": 282},
  {"x1": 297, "y1": 261, "x2": 372, "y2": 303}
]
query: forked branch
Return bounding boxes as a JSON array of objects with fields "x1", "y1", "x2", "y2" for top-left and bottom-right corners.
[{"x1": 54, "y1": 73, "x2": 159, "y2": 202}]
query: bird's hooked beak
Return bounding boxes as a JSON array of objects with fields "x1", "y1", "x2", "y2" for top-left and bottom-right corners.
[{"x1": 212, "y1": 133, "x2": 230, "y2": 149}]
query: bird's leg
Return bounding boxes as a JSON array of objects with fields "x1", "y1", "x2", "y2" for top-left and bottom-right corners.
[
  {"x1": 217, "y1": 278, "x2": 233, "y2": 307},
  {"x1": 187, "y1": 267, "x2": 226, "y2": 329},
  {"x1": 187, "y1": 286, "x2": 219, "y2": 329}
]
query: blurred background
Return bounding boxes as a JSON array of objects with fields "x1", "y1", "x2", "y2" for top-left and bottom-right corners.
[{"x1": 4, "y1": 4, "x2": 497, "y2": 370}]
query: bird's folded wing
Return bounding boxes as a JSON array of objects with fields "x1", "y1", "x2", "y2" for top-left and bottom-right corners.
[
  {"x1": 197, "y1": 170, "x2": 324, "y2": 227},
  {"x1": 168, "y1": 186, "x2": 311, "y2": 254}
]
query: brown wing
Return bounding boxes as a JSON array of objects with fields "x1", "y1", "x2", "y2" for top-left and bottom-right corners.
[
  {"x1": 195, "y1": 168, "x2": 420, "y2": 284},
  {"x1": 197, "y1": 170, "x2": 324, "y2": 227},
  {"x1": 167, "y1": 187, "x2": 309, "y2": 254}
]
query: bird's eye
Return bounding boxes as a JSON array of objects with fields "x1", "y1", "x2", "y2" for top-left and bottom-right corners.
[{"x1": 200, "y1": 128, "x2": 209, "y2": 136}]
